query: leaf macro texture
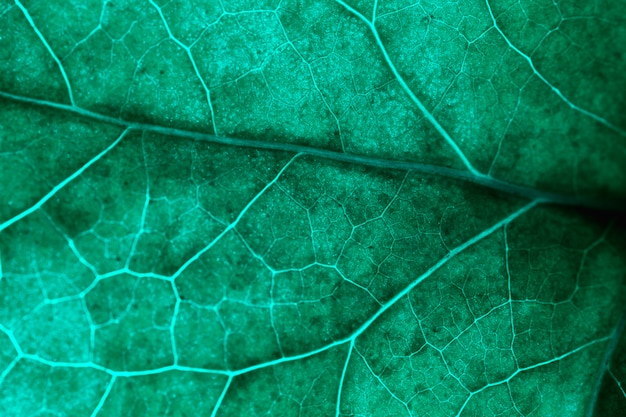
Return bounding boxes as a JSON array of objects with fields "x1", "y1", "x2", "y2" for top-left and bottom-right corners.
[{"x1": 0, "y1": 0, "x2": 625, "y2": 416}]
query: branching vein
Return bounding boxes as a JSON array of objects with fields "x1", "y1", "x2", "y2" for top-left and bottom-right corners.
[
  {"x1": 333, "y1": 0, "x2": 483, "y2": 177},
  {"x1": 13, "y1": 0, "x2": 75, "y2": 105},
  {"x1": 0, "y1": 129, "x2": 130, "y2": 233}
]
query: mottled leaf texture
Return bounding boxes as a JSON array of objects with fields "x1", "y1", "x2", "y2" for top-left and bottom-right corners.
[{"x1": 0, "y1": 0, "x2": 625, "y2": 416}]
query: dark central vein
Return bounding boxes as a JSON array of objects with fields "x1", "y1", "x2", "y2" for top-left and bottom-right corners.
[{"x1": 0, "y1": 90, "x2": 622, "y2": 212}]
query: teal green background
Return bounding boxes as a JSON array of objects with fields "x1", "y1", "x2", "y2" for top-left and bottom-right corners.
[{"x1": 1, "y1": 0, "x2": 625, "y2": 415}]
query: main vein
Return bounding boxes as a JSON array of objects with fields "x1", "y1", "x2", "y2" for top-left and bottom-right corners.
[{"x1": 0, "y1": 91, "x2": 622, "y2": 223}]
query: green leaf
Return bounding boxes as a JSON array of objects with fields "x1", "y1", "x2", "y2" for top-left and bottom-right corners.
[{"x1": 1, "y1": 0, "x2": 625, "y2": 416}]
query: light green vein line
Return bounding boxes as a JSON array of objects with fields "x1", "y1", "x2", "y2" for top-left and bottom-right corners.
[
  {"x1": 0, "y1": 324, "x2": 22, "y2": 356},
  {"x1": 0, "y1": 129, "x2": 129, "y2": 233},
  {"x1": 149, "y1": 0, "x2": 219, "y2": 134},
  {"x1": 0, "y1": 357, "x2": 20, "y2": 387},
  {"x1": 211, "y1": 376, "x2": 232, "y2": 417},
  {"x1": 456, "y1": 335, "x2": 612, "y2": 416},
  {"x1": 168, "y1": 153, "x2": 302, "y2": 281},
  {"x1": 19, "y1": 354, "x2": 228, "y2": 376},
  {"x1": 334, "y1": 0, "x2": 483, "y2": 177},
  {"x1": 484, "y1": 0, "x2": 625, "y2": 137},
  {"x1": 518, "y1": 336, "x2": 610, "y2": 374},
  {"x1": 608, "y1": 369, "x2": 626, "y2": 399},
  {"x1": 0, "y1": 324, "x2": 22, "y2": 386},
  {"x1": 336, "y1": 341, "x2": 354, "y2": 417},
  {"x1": 347, "y1": 200, "x2": 539, "y2": 341},
  {"x1": 170, "y1": 280, "x2": 181, "y2": 365},
  {"x1": 13, "y1": 0, "x2": 75, "y2": 105},
  {"x1": 90, "y1": 375, "x2": 116, "y2": 417},
  {"x1": 372, "y1": 0, "x2": 379, "y2": 23}
]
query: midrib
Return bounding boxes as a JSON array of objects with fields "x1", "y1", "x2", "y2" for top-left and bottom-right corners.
[{"x1": 0, "y1": 90, "x2": 622, "y2": 212}]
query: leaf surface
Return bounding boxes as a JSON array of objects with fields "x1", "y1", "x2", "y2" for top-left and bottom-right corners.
[{"x1": 1, "y1": 0, "x2": 625, "y2": 416}]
